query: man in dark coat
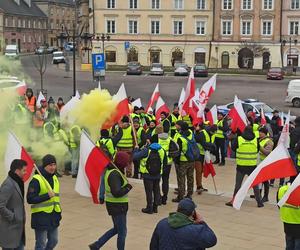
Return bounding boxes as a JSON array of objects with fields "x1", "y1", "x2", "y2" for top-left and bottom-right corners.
[{"x1": 0, "y1": 159, "x2": 27, "y2": 250}]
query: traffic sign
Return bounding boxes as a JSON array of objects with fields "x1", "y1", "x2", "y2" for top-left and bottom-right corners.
[
  {"x1": 92, "y1": 53, "x2": 105, "y2": 70},
  {"x1": 124, "y1": 41, "x2": 130, "y2": 50}
]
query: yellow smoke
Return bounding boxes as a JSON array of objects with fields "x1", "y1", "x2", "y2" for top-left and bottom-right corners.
[{"x1": 69, "y1": 89, "x2": 117, "y2": 140}]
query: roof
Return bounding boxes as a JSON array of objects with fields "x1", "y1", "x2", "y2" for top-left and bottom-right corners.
[
  {"x1": 0, "y1": 0, "x2": 47, "y2": 17},
  {"x1": 33, "y1": 0, "x2": 75, "y2": 5}
]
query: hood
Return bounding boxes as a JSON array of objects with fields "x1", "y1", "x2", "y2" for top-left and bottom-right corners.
[
  {"x1": 242, "y1": 130, "x2": 255, "y2": 140},
  {"x1": 158, "y1": 132, "x2": 169, "y2": 139},
  {"x1": 150, "y1": 143, "x2": 162, "y2": 151},
  {"x1": 168, "y1": 212, "x2": 193, "y2": 229}
]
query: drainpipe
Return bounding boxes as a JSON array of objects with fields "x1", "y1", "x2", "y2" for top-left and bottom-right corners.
[
  {"x1": 280, "y1": 0, "x2": 283, "y2": 68},
  {"x1": 208, "y1": 0, "x2": 215, "y2": 68}
]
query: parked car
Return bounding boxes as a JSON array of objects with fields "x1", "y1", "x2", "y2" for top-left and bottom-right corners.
[
  {"x1": 285, "y1": 79, "x2": 300, "y2": 107},
  {"x1": 174, "y1": 63, "x2": 190, "y2": 76},
  {"x1": 47, "y1": 46, "x2": 58, "y2": 54},
  {"x1": 35, "y1": 46, "x2": 47, "y2": 55},
  {"x1": 65, "y1": 42, "x2": 75, "y2": 51},
  {"x1": 5, "y1": 45, "x2": 19, "y2": 59},
  {"x1": 194, "y1": 64, "x2": 208, "y2": 77},
  {"x1": 126, "y1": 62, "x2": 142, "y2": 75},
  {"x1": 267, "y1": 67, "x2": 284, "y2": 80},
  {"x1": 52, "y1": 51, "x2": 65, "y2": 64},
  {"x1": 150, "y1": 63, "x2": 164, "y2": 75},
  {"x1": 0, "y1": 78, "x2": 26, "y2": 95}
]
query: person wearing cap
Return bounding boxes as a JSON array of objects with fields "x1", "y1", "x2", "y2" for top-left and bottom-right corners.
[
  {"x1": 25, "y1": 88, "x2": 36, "y2": 113},
  {"x1": 0, "y1": 159, "x2": 27, "y2": 250},
  {"x1": 96, "y1": 129, "x2": 116, "y2": 159},
  {"x1": 89, "y1": 152, "x2": 133, "y2": 250},
  {"x1": 27, "y1": 154, "x2": 62, "y2": 250},
  {"x1": 56, "y1": 97, "x2": 65, "y2": 112},
  {"x1": 213, "y1": 112, "x2": 228, "y2": 166},
  {"x1": 150, "y1": 198, "x2": 217, "y2": 250},
  {"x1": 169, "y1": 103, "x2": 181, "y2": 138}
]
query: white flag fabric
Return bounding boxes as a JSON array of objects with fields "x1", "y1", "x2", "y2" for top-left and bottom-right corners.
[
  {"x1": 131, "y1": 98, "x2": 142, "y2": 108},
  {"x1": 278, "y1": 111, "x2": 290, "y2": 149},
  {"x1": 36, "y1": 91, "x2": 46, "y2": 108},
  {"x1": 60, "y1": 96, "x2": 80, "y2": 122}
]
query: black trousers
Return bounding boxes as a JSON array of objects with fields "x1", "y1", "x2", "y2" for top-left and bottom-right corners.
[
  {"x1": 215, "y1": 138, "x2": 226, "y2": 163},
  {"x1": 143, "y1": 178, "x2": 160, "y2": 208},
  {"x1": 161, "y1": 165, "x2": 171, "y2": 200},
  {"x1": 133, "y1": 159, "x2": 140, "y2": 178}
]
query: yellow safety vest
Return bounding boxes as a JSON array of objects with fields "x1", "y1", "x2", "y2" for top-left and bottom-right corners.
[
  {"x1": 136, "y1": 127, "x2": 143, "y2": 145},
  {"x1": 43, "y1": 122, "x2": 60, "y2": 141},
  {"x1": 117, "y1": 126, "x2": 133, "y2": 148},
  {"x1": 31, "y1": 174, "x2": 61, "y2": 214},
  {"x1": 278, "y1": 185, "x2": 300, "y2": 224},
  {"x1": 140, "y1": 147, "x2": 165, "y2": 174},
  {"x1": 15, "y1": 104, "x2": 29, "y2": 125},
  {"x1": 69, "y1": 125, "x2": 81, "y2": 148},
  {"x1": 96, "y1": 138, "x2": 116, "y2": 158},
  {"x1": 197, "y1": 129, "x2": 210, "y2": 156},
  {"x1": 182, "y1": 115, "x2": 193, "y2": 128},
  {"x1": 236, "y1": 136, "x2": 258, "y2": 166},
  {"x1": 259, "y1": 137, "x2": 272, "y2": 161},
  {"x1": 170, "y1": 114, "x2": 179, "y2": 131},
  {"x1": 253, "y1": 123, "x2": 260, "y2": 138},
  {"x1": 158, "y1": 137, "x2": 172, "y2": 165},
  {"x1": 179, "y1": 131, "x2": 193, "y2": 162},
  {"x1": 214, "y1": 120, "x2": 225, "y2": 139},
  {"x1": 104, "y1": 168, "x2": 128, "y2": 203}
]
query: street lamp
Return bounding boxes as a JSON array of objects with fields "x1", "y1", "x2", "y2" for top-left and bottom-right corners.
[
  {"x1": 81, "y1": 29, "x2": 93, "y2": 64},
  {"x1": 99, "y1": 33, "x2": 110, "y2": 69},
  {"x1": 282, "y1": 37, "x2": 298, "y2": 67}
]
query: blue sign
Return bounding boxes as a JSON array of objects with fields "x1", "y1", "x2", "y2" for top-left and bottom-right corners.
[
  {"x1": 92, "y1": 53, "x2": 105, "y2": 70},
  {"x1": 124, "y1": 41, "x2": 130, "y2": 50}
]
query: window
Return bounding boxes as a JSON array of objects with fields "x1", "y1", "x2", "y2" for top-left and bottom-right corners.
[
  {"x1": 196, "y1": 21, "x2": 205, "y2": 35},
  {"x1": 289, "y1": 21, "x2": 299, "y2": 35},
  {"x1": 129, "y1": 0, "x2": 137, "y2": 9},
  {"x1": 242, "y1": 0, "x2": 252, "y2": 10},
  {"x1": 128, "y1": 20, "x2": 138, "y2": 34},
  {"x1": 174, "y1": 0, "x2": 183, "y2": 9},
  {"x1": 222, "y1": 20, "x2": 232, "y2": 35},
  {"x1": 28, "y1": 20, "x2": 31, "y2": 28},
  {"x1": 5, "y1": 18, "x2": 8, "y2": 27},
  {"x1": 262, "y1": 20, "x2": 272, "y2": 35},
  {"x1": 241, "y1": 20, "x2": 252, "y2": 35},
  {"x1": 23, "y1": 34, "x2": 26, "y2": 43},
  {"x1": 13, "y1": 18, "x2": 16, "y2": 27},
  {"x1": 28, "y1": 36, "x2": 31, "y2": 43},
  {"x1": 151, "y1": 20, "x2": 160, "y2": 34},
  {"x1": 107, "y1": 0, "x2": 116, "y2": 8},
  {"x1": 291, "y1": 0, "x2": 300, "y2": 9},
  {"x1": 33, "y1": 20, "x2": 36, "y2": 28},
  {"x1": 105, "y1": 51, "x2": 116, "y2": 62},
  {"x1": 197, "y1": 0, "x2": 205, "y2": 9},
  {"x1": 263, "y1": 0, "x2": 273, "y2": 10},
  {"x1": 173, "y1": 20, "x2": 183, "y2": 35},
  {"x1": 18, "y1": 19, "x2": 21, "y2": 27},
  {"x1": 23, "y1": 19, "x2": 26, "y2": 28},
  {"x1": 151, "y1": 0, "x2": 160, "y2": 9},
  {"x1": 106, "y1": 20, "x2": 116, "y2": 34},
  {"x1": 223, "y1": 0, "x2": 232, "y2": 10}
]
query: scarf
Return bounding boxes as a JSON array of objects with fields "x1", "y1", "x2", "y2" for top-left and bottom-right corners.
[{"x1": 8, "y1": 170, "x2": 24, "y2": 198}]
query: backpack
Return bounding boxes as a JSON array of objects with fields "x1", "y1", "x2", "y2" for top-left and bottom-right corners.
[
  {"x1": 146, "y1": 149, "x2": 162, "y2": 176},
  {"x1": 168, "y1": 139, "x2": 180, "y2": 158},
  {"x1": 182, "y1": 135, "x2": 200, "y2": 161}
]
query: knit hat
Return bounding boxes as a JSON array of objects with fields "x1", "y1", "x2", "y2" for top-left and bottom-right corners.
[
  {"x1": 113, "y1": 152, "x2": 130, "y2": 170},
  {"x1": 58, "y1": 97, "x2": 63, "y2": 102},
  {"x1": 121, "y1": 116, "x2": 129, "y2": 123},
  {"x1": 133, "y1": 106, "x2": 139, "y2": 112},
  {"x1": 156, "y1": 124, "x2": 164, "y2": 134},
  {"x1": 48, "y1": 96, "x2": 55, "y2": 104},
  {"x1": 42, "y1": 154, "x2": 56, "y2": 168},
  {"x1": 178, "y1": 198, "x2": 197, "y2": 216},
  {"x1": 100, "y1": 129, "x2": 109, "y2": 137}
]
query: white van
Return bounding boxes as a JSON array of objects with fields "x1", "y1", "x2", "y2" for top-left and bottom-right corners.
[
  {"x1": 4, "y1": 45, "x2": 19, "y2": 59},
  {"x1": 286, "y1": 80, "x2": 300, "y2": 107}
]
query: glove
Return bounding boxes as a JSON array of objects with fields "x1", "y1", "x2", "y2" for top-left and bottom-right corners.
[
  {"x1": 99, "y1": 198, "x2": 105, "y2": 204},
  {"x1": 126, "y1": 183, "x2": 133, "y2": 191}
]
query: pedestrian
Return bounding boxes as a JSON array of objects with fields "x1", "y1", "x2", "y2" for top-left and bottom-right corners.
[
  {"x1": 89, "y1": 152, "x2": 133, "y2": 250},
  {"x1": 160, "y1": 111, "x2": 171, "y2": 134},
  {"x1": 277, "y1": 184, "x2": 300, "y2": 250},
  {"x1": 169, "y1": 103, "x2": 180, "y2": 138},
  {"x1": 55, "y1": 97, "x2": 65, "y2": 112},
  {"x1": 96, "y1": 129, "x2": 116, "y2": 159},
  {"x1": 213, "y1": 112, "x2": 228, "y2": 166},
  {"x1": 69, "y1": 124, "x2": 81, "y2": 178},
  {"x1": 146, "y1": 120, "x2": 157, "y2": 140},
  {"x1": 290, "y1": 116, "x2": 300, "y2": 165},
  {"x1": 27, "y1": 154, "x2": 62, "y2": 250},
  {"x1": 150, "y1": 198, "x2": 217, "y2": 250},
  {"x1": 0, "y1": 159, "x2": 27, "y2": 250},
  {"x1": 133, "y1": 142, "x2": 167, "y2": 214},
  {"x1": 25, "y1": 88, "x2": 36, "y2": 113}
]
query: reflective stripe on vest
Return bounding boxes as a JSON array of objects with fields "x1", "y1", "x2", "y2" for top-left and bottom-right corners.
[
  {"x1": 136, "y1": 127, "x2": 143, "y2": 145},
  {"x1": 253, "y1": 123, "x2": 260, "y2": 138},
  {"x1": 104, "y1": 169, "x2": 128, "y2": 203},
  {"x1": 278, "y1": 185, "x2": 300, "y2": 224},
  {"x1": 197, "y1": 129, "x2": 210, "y2": 156},
  {"x1": 236, "y1": 136, "x2": 258, "y2": 166},
  {"x1": 140, "y1": 147, "x2": 165, "y2": 174},
  {"x1": 259, "y1": 137, "x2": 272, "y2": 161},
  {"x1": 69, "y1": 125, "x2": 81, "y2": 148},
  {"x1": 117, "y1": 126, "x2": 133, "y2": 148},
  {"x1": 214, "y1": 120, "x2": 224, "y2": 139},
  {"x1": 170, "y1": 114, "x2": 178, "y2": 130},
  {"x1": 158, "y1": 137, "x2": 172, "y2": 165},
  {"x1": 179, "y1": 131, "x2": 193, "y2": 162},
  {"x1": 31, "y1": 174, "x2": 61, "y2": 214}
]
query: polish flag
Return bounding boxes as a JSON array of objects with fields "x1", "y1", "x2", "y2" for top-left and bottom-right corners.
[
  {"x1": 155, "y1": 96, "x2": 170, "y2": 122},
  {"x1": 75, "y1": 90, "x2": 81, "y2": 99},
  {"x1": 203, "y1": 151, "x2": 216, "y2": 178},
  {"x1": 5, "y1": 131, "x2": 35, "y2": 182},
  {"x1": 146, "y1": 83, "x2": 160, "y2": 112},
  {"x1": 60, "y1": 96, "x2": 80, "y2": 123},
  {"x1": 280, "y1": 112, "x2": 285, "y2": 127},
  {"x1": 278, "y1": 174, "x2": 300, "y2": 207},
  {"x1": 228, "y1": 96, "x2": 248, "y2": 133},
  {"x1": 75, "y1": 130, "x2": 110, "y2": 204},
  {"x1": 260, "y1": 108, "x2": 267, "y2": 126},
  {"x1": 178, "y1": 88, "x2": 185, "y2": 110},
  {"x1": 206, "y1": 105, "x2": 218, "y2": 125},
  {"x1": 233, "y1": 143, "x2": 297, "y2": 210},
  {"x1": 36, "y1": 91, "x2": 46, "y2": 108},
  {"x1": 278, "y1": 111, "x2": 290, "y2": 149},
  {"x1": 131, "y1": 98, "x2": 142, "y2": 108},
  {"x1": 181, "y1": 68, "x2": 195, "y2": 115}
]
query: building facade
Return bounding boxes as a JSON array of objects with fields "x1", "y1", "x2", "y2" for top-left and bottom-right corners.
[
  {"x1": 92, "y1": 0, "x2": 214, "y2": 67},
  {"x1": 0, "y1": 0, "x2": 48, "y2": 52},
  {"x1": 0, "y1": 10, "x2": 4, "y2": 52}
]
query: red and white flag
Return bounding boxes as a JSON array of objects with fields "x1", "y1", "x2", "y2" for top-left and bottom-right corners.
[
  {"x1": 206, "y1": 105, "x2": 218, "y2": 125},
  {"x1": 146, "y1": 83, "x2": 160, "y2": 112},
  {"x1": 178, "y1": 88, "x2": 185, "y2": 110},
  {"x1": 233, "y1": 143, "x2": 297, "y2": 210},
  {"x1": 60, "y1": 96, "x2": 80, "y2": 123},
  {"x1": 278, "y1": 174, "x2": 300, "y2": 207},
  {"x1": 278, "y1": 111, "x2": 290, "y2": 149},
  {"x1": 5, "y1": 131, "x2": 35, "y2": 182},
  {"x1": 203, "y1": 151, "x2": 216, "y2": 178},
  {"x1": 131, "y1": 98, "x2": 142, "y2": 108},
  {"x1": 228, "y1": 96, "x2": 248, "y2": 133},
  {"x1": 75, "y1": 130, "x2": 110, "y2": 204},
  {"x1": 260, "y1": 108, "x2": 267, "y2": 126},
  {"x1": 181, "y1": 68, "x2": 195, "y2": 115},
  {"x1": 280, "y1": 112, "x2": 284, "y2": 127},
  {"x1": 36, "y1": 91, "x2": 46, "y2": 108},
  {"x1": 155, "y1": 96, "x2": 170, "y2": 122}
]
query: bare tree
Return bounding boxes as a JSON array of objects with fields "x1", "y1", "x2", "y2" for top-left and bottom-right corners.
[{"x1": 236, "y1": 40, "x2": 269, "y2": 57}]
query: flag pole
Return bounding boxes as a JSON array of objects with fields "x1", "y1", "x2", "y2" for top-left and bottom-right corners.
[
  {"x1": 129, "y1": 115, "x2": 139, "y2": 148},
  {"x1": 211, "y1": 176, "x2": 218, "y2": 195}
]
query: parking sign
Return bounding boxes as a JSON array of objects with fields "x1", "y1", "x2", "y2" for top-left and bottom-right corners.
[{"x1": 92, "y1": 53, "x2": 105, "y2": 70}]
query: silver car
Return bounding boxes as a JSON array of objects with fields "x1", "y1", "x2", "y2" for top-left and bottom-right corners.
[{"x1": 150, "y1": 63, "x2": 164, "y2": 75}]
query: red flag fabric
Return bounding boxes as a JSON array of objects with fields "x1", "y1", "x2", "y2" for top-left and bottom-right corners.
[
  {"x1": 206, "y1": 105, "x2": 218, "y2": 125},
  {"x1": 182, "y1": 68, "x2": 195, "y2": 115},
  {"x1": 146, "y1": 83, "x2": 160, "y2": 112},
  {"x1": 155, "y1": 96, "x2": 170, "y2": 122},
  {"x1": 5, "y1": 132, "x2": 35, "y2": 182},
  {"x1": 233, "y1": 143, "x2": 297, "y2": 210},
  {"x1": 75, "y1": 131, "x2": 110, "y2": 204},
  {"x1": 228, "y1": 96, "x2": 248, "y2": 133},
  {"x1": 278, "y1": 174, "x2": 300, "y2": 207},
  {"x1": 260, "y1": 108, "x2": 266, "y2": 126},
  {"x1": 203, "y1": 151, "x2": 216, "y2": 178}
]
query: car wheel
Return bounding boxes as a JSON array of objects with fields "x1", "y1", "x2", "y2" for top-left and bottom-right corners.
[{"x1": 292, "y1": 98, "x2": 300, "y2": 108}]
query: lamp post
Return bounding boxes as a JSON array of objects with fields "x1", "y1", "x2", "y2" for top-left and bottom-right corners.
[{"x1": 100, "y1": 33, "x2": 110, "y2": 69}]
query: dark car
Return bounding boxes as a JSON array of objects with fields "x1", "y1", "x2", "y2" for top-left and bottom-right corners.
[
  {"x1": 194, "y1": 64, "x2": 208, "y2": 77},
  {"x1": 126, "y1": 62, "x2": 142, "y2": 75},
  {"x1": 267, "y1": 67, "x2": 284, "y2": 80},
  {"x1": 47, "y1": 46, "x2": 58, "y2": 54}
]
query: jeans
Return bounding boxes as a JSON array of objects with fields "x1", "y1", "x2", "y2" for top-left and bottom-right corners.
[
  {"x1": 286, "y1": 235, "x2": 300, "y2": 250},
  {"x1": 94, "y1": 214, "x2": 127, "y2": 250},
  {"x1": 143, "y1": 178, "x2": 160, "y2": 208},
  {"x1": 215, "y1": 138, "x2": 226, "y2": 163},
  {"x1": 34, "y1": 228, "x2": 58, "y2": 250},
  {"x1": 161, "y1": 165, "x2": 171, "y2": 200},
  {"x1": 71, "y1": 148, "x2": 79, "y2": 175}
]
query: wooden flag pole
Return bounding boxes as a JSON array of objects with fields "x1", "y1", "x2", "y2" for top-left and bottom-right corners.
[
  {"x1": 211, "y1": 176, "x2": 218, "y2": 195},
  {"x1": 33, "y1": 163, "x2": 54, "y2": 192},
  {"x1": 129, "y1": 115, "x2": 139, "y2": 148}
]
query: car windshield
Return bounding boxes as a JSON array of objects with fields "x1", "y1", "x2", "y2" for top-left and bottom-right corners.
[
  {"x1": 54, "y1": 52, "x2": 63, "y2": 57},
  {"x1": 5, "y1": 49, "x2": 16, "y2": 53},
  {"x1": 152, "y1": 64, "x2": 162, "y2": 68},
  {"x1": 254, "y1": 103, "x2": 274, "y2": 113},
  {"x1": 269, "y1": 68, "x2": 281, "y2": 72},
  {"x1": 195, "y1": 65, "x2": 206, "y2": 70}
]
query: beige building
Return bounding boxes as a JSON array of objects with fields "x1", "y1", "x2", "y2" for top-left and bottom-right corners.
[
  {"x1": 33, "y1": 0, "x2": 75, "y2": 46},
  {"x1": 91, "y1": 0, "x2": 214, "y2": 67},
  {"x1": 0, "y1": 10, "x2": 3, "y2": 52},
  {"x1": 212, "y1": 0, "x2": 282, "y2": 69}
]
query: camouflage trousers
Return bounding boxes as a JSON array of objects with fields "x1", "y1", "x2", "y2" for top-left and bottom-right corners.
[{"x1": 177, "y1": 161, "x2": 195, "y2": 199}]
